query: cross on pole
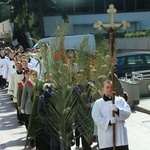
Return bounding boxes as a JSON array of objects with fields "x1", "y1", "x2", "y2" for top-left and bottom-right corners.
[
  {"x1": 107, "y1": 4, "x2": 117, "y2": 28},
  {"x1": 94, "y1": 4, "x2": 130, "y2": 29},
  {"x1": 93, "y1": 4, "x2": 130, "y2": 150},
  {"x1": 94, "y1": 4, "x2": 130, "y2": 54}
]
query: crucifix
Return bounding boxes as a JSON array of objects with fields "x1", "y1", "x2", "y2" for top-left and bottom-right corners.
[
  {"x1": 94, "y1": 4, "x2": 130, "y2": 56},
  {"x1": 93, "y1": 4, "x2": 130, "y2": 150}
]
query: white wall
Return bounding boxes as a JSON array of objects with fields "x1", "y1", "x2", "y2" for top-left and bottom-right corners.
[
  {"x1": 117, "y1": 37, "x2": 150, "y2": 50},
  {"x1": 0, "y1": 19, "x2": 13, "y2": 38},
  {"x1": 44, "y1": 12, "x2": 150, "y2": 36}
]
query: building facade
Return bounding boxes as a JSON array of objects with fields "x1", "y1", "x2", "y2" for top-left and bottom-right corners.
[
  {"x1": 43, "y1": 0, "x2": 150, "y2": 36},
  {"x1": 0, "y1": 19, "x2": 13, "y2": 45}
]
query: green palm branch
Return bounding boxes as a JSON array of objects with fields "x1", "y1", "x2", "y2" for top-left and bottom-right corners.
[{"x1": 26, "y1": 22, "x2": 113, "y2": 150}]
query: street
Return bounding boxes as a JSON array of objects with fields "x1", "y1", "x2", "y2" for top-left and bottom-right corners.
[{"x1": 0, "y1": 89, "x2": 150, "y2": 150}]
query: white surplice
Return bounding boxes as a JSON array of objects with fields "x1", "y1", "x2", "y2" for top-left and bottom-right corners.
[
  {"x1": 0, "y1": 56, "x2": 8, "y2": 78},
  {"x1": 92, "y1": 96, "x2": 131, "y2": 149},
  {"x1": 7, "y1": 71, "x2": 24, "y2": 103},
  {"x1": 3, "y1": 58, "x2": 13, "y2": 80}
]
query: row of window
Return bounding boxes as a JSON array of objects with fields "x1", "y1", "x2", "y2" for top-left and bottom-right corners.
[{"x1": 46, "y1": 0, "x2": 150, "y2": 16}]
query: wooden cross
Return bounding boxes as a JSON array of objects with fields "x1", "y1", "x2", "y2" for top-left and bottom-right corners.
[
  {"x1": 94, "y1": 4, "x2": 130, "y2": 54},
  {"x1": 93, "y1": 4, "x2": 130, "y2": 150},
  {"x1": 94, "y1": 4, "x2": 130, "y2": 30}
]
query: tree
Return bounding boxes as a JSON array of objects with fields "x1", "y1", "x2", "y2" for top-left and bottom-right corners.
[
  {"x1": 0, "y1": 0, "x2": 67, "y2": 48},
  {"x1": 8, "y1": 0, "x2": 60, "y2": 48},
  {"x1": 8, "y1": 0, "x2": 36, "y2": 48},
  {"x1": 0, "y1": 0, "x2": 11, "y2": 22}
]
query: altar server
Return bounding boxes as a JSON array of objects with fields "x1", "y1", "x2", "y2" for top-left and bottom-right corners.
[
  {"x1": 7, "y1": 62, "x2": 24, "y2": 124},
  {"x1": 92, "y1": 80, "x2": 131, "y2": 150}
]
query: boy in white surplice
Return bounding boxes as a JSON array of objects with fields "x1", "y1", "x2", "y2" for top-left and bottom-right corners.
[
  {"x1": 7, "y1": 62, "x2": 24, "y2": 124},
  {"x1": 92, "y1": 80, "x2": 131, "y2": 150}
]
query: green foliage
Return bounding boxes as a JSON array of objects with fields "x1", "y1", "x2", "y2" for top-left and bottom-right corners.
[
  {"x1": 0, "y1": 2, "x2": 10, "y2": 22},
  {"x1": 27, "y1": 23, "x2": 112, "y2": 149},
  {"x1": 45, "y1": 86, "x2": 77, "y2": 148},
  {"x1": 94, "y1": 32, "x2": 125, "y2": 45},
  {"x1": 145, "y1": 28, "x2": 150, "y2": 36},
  {"x1": 6, "y1": 0, "x2": 41, "y2": 46},
  {"x1": 125, "y1": 29, "x2": 150, "y2": 37}
]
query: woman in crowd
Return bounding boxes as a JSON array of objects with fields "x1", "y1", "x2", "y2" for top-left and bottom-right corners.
[
  {"x1": 21, "y1": 68, "x2": 38, "y2": 148},
  {"x1": 17, "y1": 69, "x2": 30, "y2": 126}
]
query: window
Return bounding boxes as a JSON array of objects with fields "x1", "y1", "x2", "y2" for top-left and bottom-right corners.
[
  {"x1": 116, "y1": 57, "x2": 125, "y2": 66},
  {"x1": 127, "y1": 55, "x2": 144, "y2": 65},
  {"x1": 63, "y1": 0, "x2": 74, "y2": 14},
  {"x1": 75, "y1": 0, "x2": 93, "y2": 13},
  {"x1": 127, "y1": 56, "x2": 136, "y2": 65},
  {"x1": 94, "y1": 0, "x2": 105, "y2": 13},
  {"x1": 145, "y1": 55, "x2": 150, "y2": 64},
  {"x1": 125, "y1": 0, "x2": 135, "y2": 12},
  {"x1": 136, "y1": 0, "x2": 150, "y2": 10},
  {"x1": 106, "y1": 0, "x2": 124, "y2": 12}
]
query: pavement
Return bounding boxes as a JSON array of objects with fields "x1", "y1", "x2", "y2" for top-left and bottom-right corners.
[
  {"x1": 134, "y1": 97, "x2": 150, "y2": 115},
  {"x1": 0, "y1": 89, "x2": 150, "y2": 150}
]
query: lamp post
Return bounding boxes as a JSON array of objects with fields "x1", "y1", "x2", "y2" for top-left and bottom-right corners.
[{"x1": 93, "y1": 4, "x2": 130, "y2": 150}]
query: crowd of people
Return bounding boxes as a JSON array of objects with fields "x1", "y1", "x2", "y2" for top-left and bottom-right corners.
[
  {"x1": 0, "y1": 43, "x2": 131, "y2": 150},
  {"x1": 0, "y1": 44, "x2": 45, "y2": 148}
]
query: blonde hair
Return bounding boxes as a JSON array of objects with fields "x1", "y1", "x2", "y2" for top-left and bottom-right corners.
[
  {"x1": 102, "y1": 80, "x2": 112, "y2": 87},
  {"x1": 29, "y1": 68, "x2": 37, "y2": 74}
]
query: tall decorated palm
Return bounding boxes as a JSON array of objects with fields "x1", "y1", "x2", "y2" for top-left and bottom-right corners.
[{"x1": 26, "y1": 22, "x2": 111, "y2": 150}]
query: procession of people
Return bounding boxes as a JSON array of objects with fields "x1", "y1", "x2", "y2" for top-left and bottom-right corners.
[{"x1": 0, "y1": 37, "x2": 131, "y2": 150}]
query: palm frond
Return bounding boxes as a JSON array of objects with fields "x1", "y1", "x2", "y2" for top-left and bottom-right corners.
[{"x1": 27, "y1": 22, "x2": 115, "y2": 149}]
